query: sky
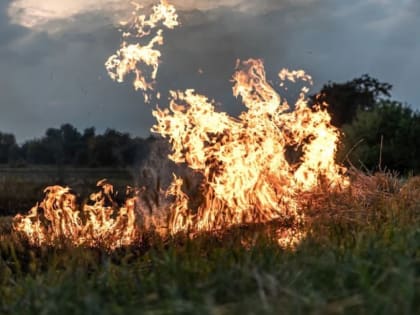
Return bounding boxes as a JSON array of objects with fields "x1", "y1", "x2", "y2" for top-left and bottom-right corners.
[{"x1": 1, "y1": 0, "x2": 419, "y2": 142}]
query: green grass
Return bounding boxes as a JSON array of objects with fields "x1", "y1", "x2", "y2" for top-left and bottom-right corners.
[
  {"x1": 1, "y1": 223, "x2": 420, "y2": 314},
  {"x1": 0, "y1": 173, "x2": 419, "y2": 314}
]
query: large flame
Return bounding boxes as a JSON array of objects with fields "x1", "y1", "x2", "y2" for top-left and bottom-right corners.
[
  {"x1": 13, "y1": 1, "x2": 348, "y2": 250},
  {"x1": 153, "y1": 58, "x2": 347, "y2": 234}
]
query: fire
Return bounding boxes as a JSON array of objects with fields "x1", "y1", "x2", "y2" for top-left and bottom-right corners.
[
  {"x1": 13, "y1": 1, "x2": 349, "y2": 250},
  {"x1": 13, "y1": 180, "x2": 143, "y2": 250},
  {"x1": 153, "y1": 59, "x2": 348, "y2": 234},
  {"x1": 105, "y1": 0, "x2": 179, "y2": 103}
]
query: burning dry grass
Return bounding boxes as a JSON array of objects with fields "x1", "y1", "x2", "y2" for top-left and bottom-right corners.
[
  {"x1": 4, "y1": 171, "x2": 420, "y2": 249},
  {"x1": 5, "y1": 0, "x2": 420, "y2": 279},
  {"x1": 0, "y1": 167, "x2": 132, "y2": 216},
  {"x1": 13, "y1": 61, "x2": 353, "y2": 249},
  {"x1": 8, "y1": 171, "x2": 420, "y2": 252},
  {"x1": 9, "y1": 0, "x2": 356, "y2": 251}
]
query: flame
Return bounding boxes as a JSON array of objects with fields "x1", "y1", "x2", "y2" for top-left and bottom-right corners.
[
  {"x1": 13, "y1": 181, "x2": 142, "y2": 250},
  {"x1": 105, "y1": 0, "x2": 179, "y2": 102},
  {"x1": 153, "y1": 59, "x2": 348, "y2": 234},
  {"x1": 13, "y1": 1, "x2": 349, "y2": 250}
]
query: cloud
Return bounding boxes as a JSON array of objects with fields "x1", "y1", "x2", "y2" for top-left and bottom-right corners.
[
  {"x1": 1, "y1": 1, "x2": 327, "y2": 141},
  {"x1": 7, "y1": 0, "x2": 318, "y2": 33},
  {"x1": 1, "y1": 0, "x2": 419, "y2": 142},
  {"x1": 7, "y1": 0, "x2": 129, "y2": 30}
]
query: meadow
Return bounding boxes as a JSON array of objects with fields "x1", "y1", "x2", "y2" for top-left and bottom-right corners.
[{"x1": 0, "y1": 170, "x2": 420, "y2": 314}]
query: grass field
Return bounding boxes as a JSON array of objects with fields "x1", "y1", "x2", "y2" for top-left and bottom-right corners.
[{"x1": 0, "y1": 171, "x2": 420, "y2": 314}]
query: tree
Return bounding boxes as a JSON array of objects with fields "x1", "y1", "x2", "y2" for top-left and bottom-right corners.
[
  {"x1": 311, "y1": 74, "x2": 392, "y2": 127},
  {"x1": 44, "y1": 127, "x2": 65, "y2": 164},
  {"x1": 22, "y1": 139, "x2": 55, "y2": 164},
  {"x1": 75, "y1": 127, "x2": 96, "y2": 166},
  {"x1": 59, "y1": 124, "x2": 83, "y2": 164},
  {"x1": 341, "y1": 101, "x2": 420, "y2": 174},
  {"x1": 0, "y1": 132, "x2": 18, "y2": 164},
  {"x1": 89, "y1": 129, "x2": 134, "y2": 167}
]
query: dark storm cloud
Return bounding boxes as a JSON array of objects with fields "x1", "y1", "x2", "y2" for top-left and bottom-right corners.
[
  {"x1": 0, "y1": 0, "x2": 25, "y2": 46},
  {"x1": 1, "y1": 0, "x2": 419, "y2": 142}
]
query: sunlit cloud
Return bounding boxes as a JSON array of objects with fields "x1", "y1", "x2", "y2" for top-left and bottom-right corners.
[
  {"x1": 7, "y1": 0, "x2": 131, "y2": 31},
  {"x1": 7, "y1": 0, "x2": 311, "y2": 33}
]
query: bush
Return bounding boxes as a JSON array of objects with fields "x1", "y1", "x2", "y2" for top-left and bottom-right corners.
[{"x1": 341, "y1": 101, "x2": 420, "y2": 174}]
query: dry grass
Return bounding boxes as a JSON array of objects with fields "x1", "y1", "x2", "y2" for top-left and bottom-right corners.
[
  {"x1": 3, "y1": 170, "x2": 420, "y2": 251},
  {"x1": 304, "y1": 171, "x2": 420, "y2": 223}
]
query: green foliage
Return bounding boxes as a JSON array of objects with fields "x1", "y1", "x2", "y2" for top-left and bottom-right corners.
[
  {"x1": 341, "y1": 101, "x2": 420, "y2": 174},
  {"x1": 312, "y1": 74, "x2": 392, "y2": 127},
  {"x1": 1, "y1": 213, "x2": 420, "y2": 314},
  {"x1": 0, "y1": 124, "x2": 156, "y2": 168},
  {"x1": 311, "y1": 74, "x2": 418, "y2": 174},
  {"x1": 0, "y1": 133, "x2": 18, "y2": 164}
]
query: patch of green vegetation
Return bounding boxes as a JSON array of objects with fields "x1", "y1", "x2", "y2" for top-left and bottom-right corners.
[{"x1": 1, "y1": 222, "x2": 420, "y2": 314}]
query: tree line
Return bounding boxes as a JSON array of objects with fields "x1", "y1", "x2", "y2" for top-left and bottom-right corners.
[
  {"x1": 0, "y1": 74, "x2": 419, "y2": 173},
  {"x1": 0, "y1": 125, "x2": 158, "y2": 167}
]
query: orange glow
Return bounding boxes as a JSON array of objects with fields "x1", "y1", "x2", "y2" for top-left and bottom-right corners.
[
  {"x1": 153, "y1": 59, "x2": 348, "y2": 235},
  {"x1": 13, "y1": 181, "x2": 143, "y2": 250},
  {"x1": 105, "y1": 0, "x2": 179, "y2": 103},
  {"x1": 14, "y1": 1, "x2": 348, "y2": 249}
]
